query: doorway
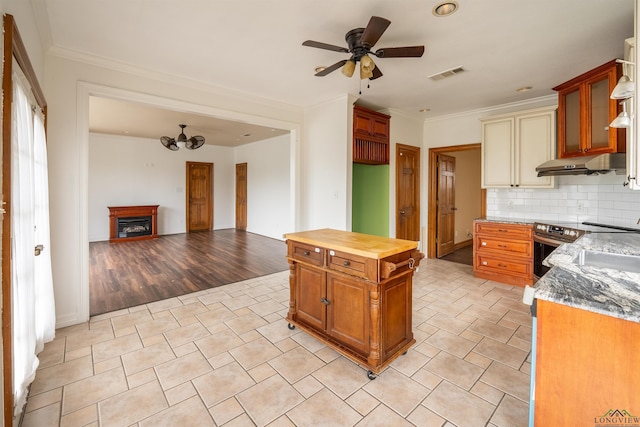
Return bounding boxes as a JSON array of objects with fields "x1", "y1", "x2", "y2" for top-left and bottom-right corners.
[
  {"x1": 396, "y1": 144, "x2": 421, "y2": 241},
  {"x1": 186, "y1": 162, "x2": 213, "y2": 232},
  {"x1": 428, "y1": 143, "x2": 485, "y2": 260}
]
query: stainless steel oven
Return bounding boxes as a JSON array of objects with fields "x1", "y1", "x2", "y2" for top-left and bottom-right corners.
[{"x1": 533, "y1": 223, "x2": 585, "y2": 280}]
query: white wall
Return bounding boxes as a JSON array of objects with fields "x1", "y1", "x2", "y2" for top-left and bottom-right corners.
[
  {"x1": 234, "y1": 134, "x2": 291, "y2": 239},
  {"x1": 302, "y1": 97, "x2": 352, "y2": 230},
  {"x1": 88, "y1": 133, "x2": 235, "y2": 241},
  {"x1": 45, "y1": 53, "x2": 303, "y2": 327}
]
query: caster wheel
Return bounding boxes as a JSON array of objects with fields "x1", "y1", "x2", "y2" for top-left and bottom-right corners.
[
  {"x1": 287, "y1": 323, "x2": 295, "y2": 330},
  {"x1": 367, "y1": 370, "x2": 377, "y2": 380}
]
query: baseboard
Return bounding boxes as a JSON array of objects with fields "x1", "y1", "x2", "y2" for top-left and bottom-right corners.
[{"x1": 454, "y1": 239, "x2": 472, "y2": 250}]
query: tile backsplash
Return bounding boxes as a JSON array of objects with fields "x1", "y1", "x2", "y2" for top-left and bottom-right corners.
[{"x1": 486, "y1": 178, "x2": 640, "y2": 227}]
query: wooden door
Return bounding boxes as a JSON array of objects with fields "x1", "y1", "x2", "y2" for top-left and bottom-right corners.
[
  {"x1": 437, "y1": 154, "x2": 456, "y2": 257},
  {"x1": 235, "y1": 163, "x2": 247, "y2": 230},
  {"x1": 186, "y1": 162, "x2": 213, "y2": 232},
  {"x1": 396, "y1": 144, "x2": 420, "y2": 241}
]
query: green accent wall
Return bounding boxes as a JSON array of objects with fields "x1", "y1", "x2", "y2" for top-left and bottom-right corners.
[{"x1": 352, "y1": 163, "x2": 389, "y2": 237}]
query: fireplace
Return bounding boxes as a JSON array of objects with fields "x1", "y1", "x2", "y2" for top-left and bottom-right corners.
[
  {"x1": 108, "y1": 205, "x2": 159, "y2": 243},
  {"x1": 117, "y1": 216, "x2": 152, "y2": 238}
]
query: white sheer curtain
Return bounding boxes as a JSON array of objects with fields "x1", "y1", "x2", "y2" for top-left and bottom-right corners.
[{"x1": 11, "y1": 62, "x2": 56, "y2": 418}]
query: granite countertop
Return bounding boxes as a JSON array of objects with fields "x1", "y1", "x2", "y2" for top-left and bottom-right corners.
[
  {"x1": 534, "y1": 233, "x2": 640, "y2": 323},
  {"x1": 475, "y1": 217, "x2": 535, "y2": 226}
]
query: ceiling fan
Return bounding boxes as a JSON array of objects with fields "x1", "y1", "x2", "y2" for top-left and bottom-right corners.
[
  {"x1": 160, "y1": 124, "x2": 205, "y2": 151},
  {"x1": 302, "y1": 16, "x2": 424, "y2": 80}
]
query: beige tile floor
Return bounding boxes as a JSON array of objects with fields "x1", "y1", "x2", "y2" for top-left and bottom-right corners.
[{"x1": 22, "y1": 258, "x2": 532, "y2": 427}]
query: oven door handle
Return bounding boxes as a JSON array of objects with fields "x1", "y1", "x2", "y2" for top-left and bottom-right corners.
[{"x1": 533, "y1": 235, "x2": 563, "y2": 247}]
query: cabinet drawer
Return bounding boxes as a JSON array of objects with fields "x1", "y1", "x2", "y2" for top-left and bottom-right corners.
[
  {"x1": 475, "y1": 222, "x2": 532, "y2": 240},
  {"x1": 476, "y1": 237, "x2": 532, "y2": 257},
  {"x1": 290, "y1": 242, "x2": 324, "y2": 266},
  {"x1": 328, "y1": 249, "x2": 370, "y2": 279},
  {"x1": 475, "y1": 254, "x2": 531, "y2": 277}
]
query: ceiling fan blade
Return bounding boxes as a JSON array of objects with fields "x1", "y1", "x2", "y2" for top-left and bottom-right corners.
[
  {"x1": 375, "y1": 46, "x2": 425, "y2": 58},
  {"x1": 186, "y1": 136, "x2": 205, "y2": 150},
  {"x1": 360, "y1": 16, "x2": 391, "y2": 48},
  {"x1": 315, "y1": 60, "x2": 348, "y2": 76},
  {"x1": 160, "y1": 136, "x2": 178, "y2": 151},
  {"x1": 370, "y1": 65, "x2": 383, "y2": 80},
  {"x1": 302, "y1": 40, "x2": 349, "y2": 53}
]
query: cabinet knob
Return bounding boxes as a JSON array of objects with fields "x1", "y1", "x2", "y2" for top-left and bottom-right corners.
[
  {"x1": 481, "y1": 242, "x2": 487, "y2": 246},
  {"x1": 320, "y1": 297, "x2": 331, "y2": 305},
  {"x1": 303, "y1": 250, "x2": 310, "y2": 256},
  {"x1": 482, "y1": 261, "x2": 488, "y2": 265},
  {"x1": 343, "y1": 260, "x2": 351, "y2": 267}
]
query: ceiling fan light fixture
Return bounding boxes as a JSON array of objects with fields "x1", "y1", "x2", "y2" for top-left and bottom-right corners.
[
  {"x1": 160, "y1": 124, "x2": 205, "y2": 151},
  {"x1": 433, "y1": 1, "x2": 458, "y2": 17},
  {"x1": 341, "y1": 60, "x2": 356, "y2": 77},
  {"x1": 360, "y1": 55, "x2": 375, "y2": 79}
]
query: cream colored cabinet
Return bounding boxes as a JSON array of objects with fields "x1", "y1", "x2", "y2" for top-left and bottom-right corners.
[
  {"x1": 626, "y1": 37, "x2": 640, "y2": 190},
  {"x1": 481, "y1": 106, "x2": 556, "y2": 189}
]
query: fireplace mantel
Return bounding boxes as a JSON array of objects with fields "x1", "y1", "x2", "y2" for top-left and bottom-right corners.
[{"x1": 108, "y1": 205, "x2": 159, "y2": 243}]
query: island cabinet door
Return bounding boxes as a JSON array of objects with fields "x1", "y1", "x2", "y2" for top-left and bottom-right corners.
[
  {"x1": 295, "y1": 263, "x2": 326, "y2": 330},
  {"x1": 326, "y1": 273, "x2": 370, "y2": 356},
  {"x1": 380, "y1": 273, "x2": 413, "y2": 359}
]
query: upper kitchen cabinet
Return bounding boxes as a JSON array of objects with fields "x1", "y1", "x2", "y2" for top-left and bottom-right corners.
[
  {"x1": 554, "y1": 60, "x2": 625, "y2": 158},
  {"x1": 481, "y1": 106, "x2": 556, "y2": 189},
  {"x1": 353, "y1": 105, "x2": 390, "y2": 165}
]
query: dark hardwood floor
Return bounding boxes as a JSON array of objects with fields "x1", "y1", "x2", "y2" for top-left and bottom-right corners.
[
  {"x1": 89, "y1": 229, "x2": 289, "y2": 316},
  {"x1": 439, "y1": 244, "x2": 473, "y2": 266}
]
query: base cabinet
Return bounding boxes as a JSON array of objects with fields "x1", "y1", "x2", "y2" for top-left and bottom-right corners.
[
  {"x1": 285, "y1": 229, "x2": 421, "y2": 375},
  {"x1": 473, "y1": 221, "x2": 533, "y2": 287},
  {"x1": 534, "y1": 300, "x2": 640, "y2": 425}
]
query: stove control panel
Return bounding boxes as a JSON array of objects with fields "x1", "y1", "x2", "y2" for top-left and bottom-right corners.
[{"x1": 533, "y1": 223, "x2": 585, "y2": 242}]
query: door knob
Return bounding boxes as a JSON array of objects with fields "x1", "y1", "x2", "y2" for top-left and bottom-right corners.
[
  {"x1": 399, "y1": 210, "x2": 405, "y2": 215},
  {"x1": 34, "y1": 244, "x2": 44, "y2": 256}
]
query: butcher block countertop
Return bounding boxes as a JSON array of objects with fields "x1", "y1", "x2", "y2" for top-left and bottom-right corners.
[{"x1": 283, "y1": 229, "x2": 418, "y2": 259}]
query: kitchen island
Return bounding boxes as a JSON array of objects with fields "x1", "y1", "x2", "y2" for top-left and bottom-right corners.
[
  {"x1": 530, "y1": 233, "x2": 640, "y2": 426},
  {"x1": 284, "y1": 229, "x2": 423, "y2": 378}
]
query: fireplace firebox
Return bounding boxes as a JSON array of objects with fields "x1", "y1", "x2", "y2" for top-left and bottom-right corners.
[{"x1": 108, "y1": 205, "x2": 159, "y2": 243}]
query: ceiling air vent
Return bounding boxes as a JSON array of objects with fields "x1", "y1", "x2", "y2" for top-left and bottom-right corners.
[{"x1": 428, "y1": 66, "x2": 466, "y2": 81}]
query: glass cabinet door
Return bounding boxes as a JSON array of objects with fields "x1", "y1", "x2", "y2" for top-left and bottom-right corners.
[
  {"x1": 588, "y1": 75, "x2": 613, "y2": 152},
  {"x1": 562, "y1": 88, "x2": 582, "y2": 156}
]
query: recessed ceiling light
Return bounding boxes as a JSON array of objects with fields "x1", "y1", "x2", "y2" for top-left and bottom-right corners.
[
  {"x1": 315, "y1": 66, "x2": 326, "y2": 73},
  {"x1": 517, "y1": 86, "x2": 533, "y2": 92},
  {"x1": 433, "y1": 1, "x2": 458, "y2": 17},
  {"x1": 419, "y1": 108, "x2": 431, "y2": 113}
]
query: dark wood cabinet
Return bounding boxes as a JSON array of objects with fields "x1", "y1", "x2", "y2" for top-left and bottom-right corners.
[
  {"x1": 554, "y1": 60, "x2": 626, "y2": 158},
  {"x1": 285, "y1": 229, "x2": 422, "y2": 376},
  {"x1": 353, "y1": 105, "x2": 390, "y2": 165}
]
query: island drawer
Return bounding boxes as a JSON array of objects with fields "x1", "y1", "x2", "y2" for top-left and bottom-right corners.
[
  {"x1": 328, "y1": 249, "x2": 377, "y2": 280},
  {"x1": 289, "y1": 241, "x2": 325, "y2": 266}
]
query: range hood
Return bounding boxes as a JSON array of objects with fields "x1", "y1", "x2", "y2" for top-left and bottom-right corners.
[{"x1": 535, "y1": 153, "x2": 626, "y2": 177}]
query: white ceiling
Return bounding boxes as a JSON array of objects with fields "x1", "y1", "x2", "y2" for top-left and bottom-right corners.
[{"x1": 35, "y1": 0, "x2": 634, "y2": 145}]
